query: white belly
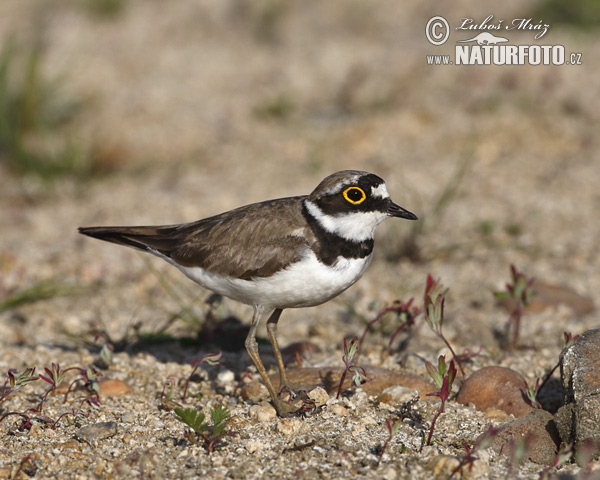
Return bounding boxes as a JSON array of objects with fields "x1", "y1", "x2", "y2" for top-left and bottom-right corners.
[{"x1": 171, "y1": 251, "x2": 373, "y2": 309}]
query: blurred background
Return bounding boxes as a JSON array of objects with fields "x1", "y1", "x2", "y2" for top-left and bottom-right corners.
[{"x1": 0, "y1": 0, "x2": 599, "y2": 349}]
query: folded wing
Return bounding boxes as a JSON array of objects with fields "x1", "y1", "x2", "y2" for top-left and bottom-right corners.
[{"x1": 79, "y1": 197, "x2": 311, "y2": 280}]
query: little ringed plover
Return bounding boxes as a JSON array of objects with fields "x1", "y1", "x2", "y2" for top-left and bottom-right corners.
[{"x1": 79, "y1": 170, "x2": 417, "y2": 415}]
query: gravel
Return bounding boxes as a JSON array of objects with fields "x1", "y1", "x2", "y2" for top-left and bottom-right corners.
[{"x1": 1, "y1": 1, "x2": 599, "y2": 478}]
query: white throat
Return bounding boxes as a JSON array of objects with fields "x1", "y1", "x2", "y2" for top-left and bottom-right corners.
[{"x1": 304, "y1": 199, "x2": 388, "y2": 242}]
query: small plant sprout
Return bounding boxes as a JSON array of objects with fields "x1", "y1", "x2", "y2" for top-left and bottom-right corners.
[
  {"x1": 94, "y1": 333, "x2": 115, "y2": 368},
  {"x1": 37, "y1": 363, "x2": 66, "y2": 413},
  {"x1": 449, "y1": 426, "x2": 499, "y2": 479},
  {"x1": 378, "y1": 417, "x2": 402, "y2": 464},
  {"x1": 538, "y1": 443, "x2": 573, "y2": 480},
  {"x1": 524, "y1": 378, "x2": 541, "y2": 408},
  {"x1": 182, "y1": 352, "x2": 223, "y2": 403},
  {"x1": 562, "y1": 331, "x2": 580, "y2": 349},
  {"x1": 161, "y1": 377, "x2": 177, "y2": 403},
  {"x1": 0, "y1": 364, "x2": 97, "y2": 431},
  {"x1": 336, "y1": 336, "x2": 368, "y2": 400},
  {"x1": 51, "y1": 408, "x2": 90, "y2": 430},
  {"x1": 424, "y1": 275, "x2": 465, "y2": 377},
  {"x1": 0, "y1": 367, "x2": 39, "y2": 406},
  {"x1": 356, "y1": 299, "x2": 420, "y2": 361},
  {"x1": 494, "y1": 264, "x2": 536, "y2": 350},
  {"x1": 425, "y1": 355, "x2": 457, "y2": 446},
  {"x1": 66, "y1": 367, "x2": 102, "y2": 407},
  {"x1": 506, "y1": 435, "x2": 529, "y2": 474},
  {"x1": 574, "y1": 440, "x2": 597, "y2": 470},
  {"x1": 174, "y1": 405, "x2": 231, "y2": 452},
  {"x1": 39, "y1": 363, "x2": 102, "y2": 411}
]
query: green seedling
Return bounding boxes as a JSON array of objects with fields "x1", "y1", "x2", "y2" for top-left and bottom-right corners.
[
  {"x1": 0, "y1": 367, "x2": 38, "y2": 407},
  {"x1": 51, "y1": 408, "x2": 90, "y2": 429},
  {"x1": 506, "y1": 435, "x2": 530, "y2": 475},
  {"x1": 336, "y1": 336, "x2": 368, "y2": 399},
  {"x1": 538, "y1": 443, "x2": 573, "y2": 480},
  {"x1": 37, "y1": 363, "x2": 65, "y2": 412},
  {"x1": 0, "y1": 364, "x2": 98, "y2": 432},
  {"x1": 174, "y1": 405, "x2": 231, "y2": 452},
  {"x1": 562, "y1": 331, "x2": 580, "y2": 349},
  {"x1": 378, "y1": 417, "x2": 403, "y2": 464},
  {"x1": 424, "y1": 275, "x2": 466, "y2": 377},
  {"x1": 449, "y1": 426, "x2": 499, "y2": 478},
  {"x1": 39, "y1": 363, "x2": 102, "y2": 412},
  {"x1": 524, "y1": 378, "x2": 541, "y2": 408},
  {"x1": 425, "y1": 355, "x2": 457, "y2": 446},
  {"x1": 494, "y1": 264, "x2": 536, "y2": 350}
]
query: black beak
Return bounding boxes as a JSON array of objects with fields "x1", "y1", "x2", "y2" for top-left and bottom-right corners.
[{"x1": 387, "y1": 201, "x2": 418, "y2": 220}]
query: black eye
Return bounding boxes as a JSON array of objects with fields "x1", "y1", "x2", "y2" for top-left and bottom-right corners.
[{"x1": 343, "y1": 186, "x2": 366, "y2": 204}]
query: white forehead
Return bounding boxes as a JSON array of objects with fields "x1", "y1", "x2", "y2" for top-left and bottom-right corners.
[
  {"x1": 324, "y1": 176, "x2": 389, "y2": 199},
  {"x1": 323, "y1": 175, "x2": 361, "y2": 195},
  {"x1": 371, "y1": 183, "x2": 390, "y2": 199}
]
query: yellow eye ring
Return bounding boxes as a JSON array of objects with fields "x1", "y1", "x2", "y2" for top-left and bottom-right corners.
[{"x1": 343, "y1": 186, "x2": 366, "y2": 205}]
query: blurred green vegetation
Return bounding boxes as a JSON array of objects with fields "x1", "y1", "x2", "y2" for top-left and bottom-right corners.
[
  {"x1": 253, "y1": 0, "x2": 289, "y2": 44},
  {"x1": 0, "y1": 279, "x2": 84, "y2": 312},
  {"x1": 253, "y1": 93, "x2": 295, "y2": 121},
  {"x1": 79, "y1": 0, "x2": 127, "y2": 19},
  {"x1": 533, "y1": 0, "x2": 600, "y2": 29},
  {"x1": 0, "y1": 39, "x2": 99, "y2": 180}
]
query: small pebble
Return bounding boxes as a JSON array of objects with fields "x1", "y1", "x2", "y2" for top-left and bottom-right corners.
[
  {"x1": 380, "y1": 466, "x2": 397, "y2": 480},
  {"x1": 277, "y1": 417, "x2": 303, "y2": 436},
  {"x1": 99, "y1": 379, "x2": 131, "y2": 397},
  {"x1": 240, "y1": 381, "x2": 269, "y2": 402},
  {"x1": 249, "y1": 405, "x2": 277, "y2": 423},
  {"x1": 378, "y1": 385, "x2": 418, "y2": 404},
  {"x1": 217, "y1": 370, "x2": 235, "y2": 384},
  {"x1": 352, "y1": 423, "x2": 366, "y2": 436},
  {"x1": 245, "y1": 439, "x2": 263, "y2": 454},
  {"x1": 29, "y1": 424, "x2": 44, "y2": 438},
  {"x1": 307, "y1": 387, "x2": 329, "y2": 406},
  {"x1": 430, "y1": 455, "x2": 460, "y2": 478},
  {"x1": 121, "y1": 413, "x2": 136, "y2": 424},
  {"x1": 75, "y1": 422, "x2": 118, "y2": 446},
  {"x1": 484, "y1": 409, "x2": 510, "y2": 423},
  {"x1": 93, "y1": 459, "x2": 105, "y2": 476},
  {"x1": 360, "y1": 415, "x2": 377, "y2": 426},
  {"x1": 329, "y1": 403, "x2": 348, "y2": 417},
  {"x1": 226, "y1": 415, "x2": 251, "y2": 431}
]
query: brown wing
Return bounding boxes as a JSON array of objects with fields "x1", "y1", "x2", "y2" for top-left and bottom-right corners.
[{"x1": 79, "y1": 196, "x2": 313, "y2": 280}]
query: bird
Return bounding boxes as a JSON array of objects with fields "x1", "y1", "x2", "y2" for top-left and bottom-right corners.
[{"x1": 79, "y1": 170, "x2": 417, "y2": 415}]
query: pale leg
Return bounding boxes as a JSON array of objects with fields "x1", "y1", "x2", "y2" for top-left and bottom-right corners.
[
  {"x1": 266, "y1": 308, "x2": 296, "y2": 391},
  {"x1": 245, "y1": 305, "x2": 301, "y2": 416}
]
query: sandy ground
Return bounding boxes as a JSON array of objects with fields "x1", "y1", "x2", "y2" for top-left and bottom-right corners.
[{"x1": 1, "y1": 1, "x2": 599, "y2": 478}]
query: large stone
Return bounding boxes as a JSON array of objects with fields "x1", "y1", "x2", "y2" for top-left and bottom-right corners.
[
  {"x1": 555, "y1": 329, "x2": 600, "y2": 463},
  {"x1": 456, "y1": 366, "x2": 533, "y2": 418},
  {"x1": 489, "y1": 409, "x2": 560, "y2": 465}
]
